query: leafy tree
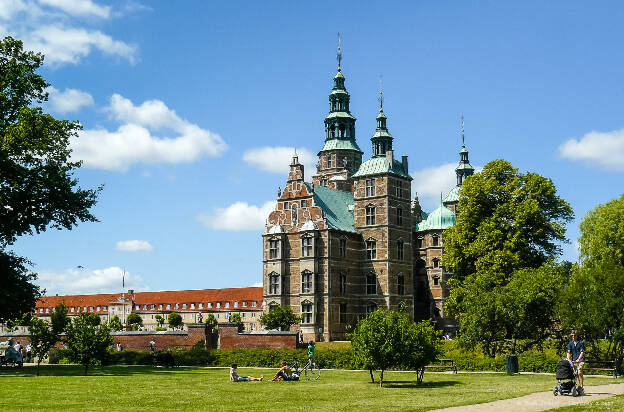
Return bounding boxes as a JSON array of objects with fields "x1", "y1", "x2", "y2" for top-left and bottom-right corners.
[
  {"x1": 168, "y1": 312, "x2": 183, "y2": 330},
  {"x1": 231, "y1": 313, "x2": 244, "y2": 331},
  {"x1": 443, "y1": 159, "x2": 573, "y2": 281},
  {"x1": 204, "y1": 313, "x2": 217, "y2": 330},
  {"x1": 411, "y1": 192, "x2": 424, "y2": 224},
  {"x1": 108, "y1": 315, "x2": 122, "y2": 331},
  {"x1": 65, "y1": 313, "x2": 113, "y2": 375},
  {"x1": 349, "y1": 309, "x2": 441, "y2": 387},
  {"x1": 0, "y1": 36, "x2": 100, "y2": 319},
  {"x1": 126, "y1": 312, "x2": 143, "y2": 329},
  {"x1": 259, "y1": 305, "x2": 301, "y2": 331},
  {"x1": 28, "y1": 317, "x2": 55, "y2": 376},
  {"x1": 51, "y1": 302, "x2": 70, "y2": 334},
  {"x1": 155, "y1": 314, "x2": 165, "y2": 328},
  {"x1": 558, "y1": 194, "x2": 624, "y2": 359}
]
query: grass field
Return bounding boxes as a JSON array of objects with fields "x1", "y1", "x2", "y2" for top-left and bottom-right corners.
[
  {"x1": 550, "y1": 394, "x2": 624, "y2": 411},
  {"x1": 0, "y1": 366, "x2": 618, "y2": 411}
]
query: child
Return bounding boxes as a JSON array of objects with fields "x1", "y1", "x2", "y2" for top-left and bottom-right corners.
[{"x1": 229, "y1": 364, "x2": 263, "y2": 382}]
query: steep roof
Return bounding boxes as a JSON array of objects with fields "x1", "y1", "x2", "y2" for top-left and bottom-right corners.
[
  {"x1": 319, "y1": 138, "x2": 362, "y2": 153},
  {"x1": 352, "y1": 156, "x2": 411, "y2": 179},
  {"x1": 443, "y1": 185, "x2": 461, "y2": 204},
  {"x1": 306, "y1": 183, "x2": 356, "y2": 233}
]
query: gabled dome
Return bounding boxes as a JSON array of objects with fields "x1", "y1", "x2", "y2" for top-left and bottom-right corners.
[
  {"x1": 268, "y1": 224, "x2": 284, "y2": 234},
  {"x1": 300, "y1": 220, "x2": 318, "y2": 231}
]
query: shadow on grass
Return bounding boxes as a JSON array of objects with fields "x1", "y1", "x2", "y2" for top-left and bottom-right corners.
[
  {"x1": 0, "y1": 365, "x2": 194, "y2": 378},
  {"x1": 383, "y1": 380, "x2": 461, "y2": 389}
]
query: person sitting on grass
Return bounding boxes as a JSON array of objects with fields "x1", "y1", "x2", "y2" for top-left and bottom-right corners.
[
  {"x1": 272, "y1": 361, "x2": 298, "y2": 381},
  {"x1": 230, "y1": 364, "x2": 263, "y2": 382}
]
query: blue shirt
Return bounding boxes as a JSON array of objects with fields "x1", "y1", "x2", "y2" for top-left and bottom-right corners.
[{"x1": 568, "y1": 340, "x2": 585, "y2": 362}]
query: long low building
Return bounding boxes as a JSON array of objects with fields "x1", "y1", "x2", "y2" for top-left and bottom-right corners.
[{"x1": 32, "y1": 287, "x2": 264, "y2": 332}]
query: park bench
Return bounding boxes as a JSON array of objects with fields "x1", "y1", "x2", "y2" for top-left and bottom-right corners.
[
  {"x1": 583, "y1": 359, "x2": 620, "y2": 378},
  {"x1": 416, "y1": 359, "x2": 457, "y2": 383}
]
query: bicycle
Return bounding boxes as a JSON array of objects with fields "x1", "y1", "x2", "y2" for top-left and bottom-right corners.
[{"x1": 301, "y1": 357, "x2": 321, "y2": 380}]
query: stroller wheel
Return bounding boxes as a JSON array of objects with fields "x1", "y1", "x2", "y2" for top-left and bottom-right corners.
[
  {"x1": 553, "y1": 386, "x2": 559, "y2": 396},
  {"x1": 578, "y1": 387, "x2": 585, "y2": 396},
  {"x1": 572, "y1": 387, "x2": 578, "y2": 397}
]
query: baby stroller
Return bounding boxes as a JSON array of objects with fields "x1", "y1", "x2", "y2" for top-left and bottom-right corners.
[{"x1": 553, "y1": 358, "x2": 583, "y2": 397}]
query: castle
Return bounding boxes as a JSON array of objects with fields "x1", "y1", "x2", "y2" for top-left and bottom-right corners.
[{"x1": 261, "y1": 59, "x2": 474, "y2": 341}]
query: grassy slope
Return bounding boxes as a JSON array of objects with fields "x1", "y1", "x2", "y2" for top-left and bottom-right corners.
[{"x1": 0, "y1": 366, "x2": 617, "y2": 412}]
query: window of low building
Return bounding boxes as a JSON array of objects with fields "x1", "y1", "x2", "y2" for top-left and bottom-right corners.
[
  {"x1": 225, "y1": 302, "x2": 230, "y2": 308},
  {"x1": 182, "y1": 303, "x2": 187, "y2": 309},
  {"x1": 190, "y1": 303, "x2": 195, "y2": 309},
  {"x1": 242, "y1": 301, "x2": 248, "y2": 307},
  {"x1": 97, "y1": 306, "x2": 101, "y2": 311},
  {"x1": 166, "y1": 304, "x2": 171, "y2": 310},
  {"x1": 158, "y1": 304, "x2": 163, "y2": 310},
  {"x1": 252, "y1": 312, "x2": 256, "y2": 318},
  {"x1": 45, "y1": 308, "x2": 49, "y2": 313},
  {"x1": 70, "y1": 307, "x2": 74, "y2": 313},
  {"x1": 175, "y1": 303, "x2": 179, "y2": 309},
  {"x1": 199, "y1": 303, "x2": 203, "y2": 309},
  {"x1": 208, "y1": 302, "x2": 213, "y2": 308},
  {"x1": 242, "y1": 312, "x2": 246, "y2": 318}
]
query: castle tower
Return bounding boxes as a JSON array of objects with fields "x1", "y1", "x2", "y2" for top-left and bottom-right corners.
[
  {"x1": 351, "y1": 90, "x2": 414, "y2": 315},
  {"x1": 312, "y1": 41, "x2": 363, "y2": 192},
  {"x1": 443, "y1": 116, "x2": 475, "y2": 213}
]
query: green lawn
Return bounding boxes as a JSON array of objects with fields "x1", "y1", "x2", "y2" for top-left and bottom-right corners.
[
  {"x1": 0, "y1": 365, "x2": 617, "y2": 411},
  {"x1": 548, "y1": 394, "x2": 624, "y2": 411}
]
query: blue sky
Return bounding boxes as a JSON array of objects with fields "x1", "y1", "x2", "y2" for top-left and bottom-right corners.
[{"x1": 2, "y1": 0, "x2": 623, "y2": 295}]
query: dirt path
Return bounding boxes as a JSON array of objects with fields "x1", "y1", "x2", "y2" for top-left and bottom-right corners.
[{"x1": 431, "y1": 382, "x2": 624, "y2": 411}]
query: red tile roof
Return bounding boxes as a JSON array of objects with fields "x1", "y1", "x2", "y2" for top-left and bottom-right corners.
[{"x1": 36, "y1": 287, "x2": 263, "y2": 313}]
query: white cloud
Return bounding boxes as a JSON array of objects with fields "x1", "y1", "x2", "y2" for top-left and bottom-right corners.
[
  {"x1": 115, "y1": 240, "x2": 154, "y2": 252},
  {"x1": 0, "y1": 0, "x2": 136, "y2": 66},
  {"x1": 197, "y1": 201, "x2": 276, "y2": 231},
  {"x1": 243, "y1": 146, "x2": 316, "y2": 175},
  {"x1": 38, "y1": 0, "x2": 111, "y2": 18},
  {"x1": 35, "y1": 266, "x2": 148, "y2": 295},
  {"x1": 48, "y1": 87, "x2": 94, "y2": 113},
  {"x1": 411, "y1": 162, "x2": 458, "y2": 208},
  {"x1": 250, "y1": 282, "x2": 263, "y2": 287},
  {"x1": 71, "y1": 94, "x2": 227, "y2": 171},
  {"x1": 559, "y1": 129, "x2": 624, "y2": 171}
]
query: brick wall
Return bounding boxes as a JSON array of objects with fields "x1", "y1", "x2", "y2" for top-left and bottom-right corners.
[{"x1": 218, "y1": 324, "x2": 297, "y2": 350}]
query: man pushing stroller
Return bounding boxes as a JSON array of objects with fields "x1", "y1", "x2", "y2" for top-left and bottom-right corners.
[{"x1": 567, "y1": 331, "x2": 585, "y2": 390}]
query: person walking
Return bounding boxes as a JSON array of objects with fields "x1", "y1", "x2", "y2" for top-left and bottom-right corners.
[
  {"x1": 25, "y1": 343, "x2": 32, "y2": 363},
  {"x1": 567, "y1": 331, "x2": 585, "y2": 389}
]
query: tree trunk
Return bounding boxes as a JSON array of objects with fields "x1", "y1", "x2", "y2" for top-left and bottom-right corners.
[
  {"x1": 37, "y1": 360, "x2": 41, "y2": 377},
  {"x1": 379, "y1": 369, "x2": 384, "y2": 388},
  {"x1": 369, "y1": 368, "x2": 375, "y2": 383},
  {"x1": 84, "y1": 363, "x2": 88, "y2": 376}
]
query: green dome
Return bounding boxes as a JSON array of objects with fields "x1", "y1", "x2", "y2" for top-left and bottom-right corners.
[
  {"x1": 443, "y1": 186, "x2": 460, "y2": 204},
  {"x1": 416, "y1": 203, "x2": 456, "y2": 231}
]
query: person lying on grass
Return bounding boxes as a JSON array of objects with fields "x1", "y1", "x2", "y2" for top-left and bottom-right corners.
[
  {"x1": 272, "y1": 361, "x2": 299, "y2": 381},
  {"x1": 230, "y1": 364, "x2": 263, "y2": 382}
]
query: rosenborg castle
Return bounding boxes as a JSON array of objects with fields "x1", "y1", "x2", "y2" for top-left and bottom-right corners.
[{"x1": 14, "y1": 61, "x2": 474, "y2": 342}]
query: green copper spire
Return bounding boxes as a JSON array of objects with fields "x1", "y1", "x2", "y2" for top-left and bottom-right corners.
[
  {"x1": 371, "y1": 78, "x2": 393, "y2": 157},
  {"x1": 455, "y1": 114, "x2": 475, "y2": 185}
]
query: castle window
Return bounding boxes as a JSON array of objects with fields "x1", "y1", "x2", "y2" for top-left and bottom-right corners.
[
  {"x1": 339, "y1": 303, "x2": 347, "y2": 324},
  {"x1": 269, "y1": 273, "x2": 280, "y2": 294},
  {"x1": 301, "y1": 302, "x2": 313, "y2": 323},
  {"x1": 397, "y1": 240, "x2": 404, "y2": 261},
  {"x1": 339, "y1": 238, "x2": 346, "y2": 257},
  {"x1": 432, "y1": 234, "x2": 439, "y2": 246},
  {"x1": 433, "y1": 276, "x2": 440, "y2": 286},
  {"x1": 365, "y1": 206, "x2": 376, "y2": 225},
  {"x1": 301, "y1": 271, "x2": 313, "y2": 293},
  {"x1": 302, "y1": 237, "x2": 313, "y2": 257},
  {"x1": 366, "y1": 273, "x2": 377, "y2": 295},
  {"x1": 365, "y1": 179, "x2": 376, "y2": 197},
  {"x1": 433, "y1": 258, "x2": 440, "y2": 268},
  {"x1": 397, "y1": 273, "x2": 405, "y2": 295},
  {"x1": 395, "y1": 181, "x2": 403, "y2": 198},
  {"x1": 396, "y1": 207, "x2": 403, "y2": 226},
  {"x1": 340, "y1": 273, "x2": 347, "y2": 296},
  {"x1": 284, "y1": 201, "x2": 289, "y2": 210},
  {"x1": 366, "y1": 302, "x2": 378, "y2": 315},
  {"x1": 366, "y1": 239, "x2": 377, "y2": 260},
  {"x1": 269, "y1": 239, "x2": 280, "y2": 259},
  {"x1": 321, "y1": 178, "x2": 328, "y2": 187},
  {"x1": 300, "y1": 199, "x2": 306, "y2": 207},
  {"x1": 416, "y1": 237, "x2": 423, "y2": 248},
  {"x1": 327, "y1": 156, "x2": 332, "y2": 168}
]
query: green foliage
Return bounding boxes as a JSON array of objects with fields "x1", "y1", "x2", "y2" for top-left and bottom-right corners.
[
  {"x1": 28, "y1": 317, "x2": 55, "y2": 375},
  {"x1": 155, "y1": 314, "x2": 164, "y2": 327},
  {"x1": 259, "y1": 305, "x2": 301, "y2": 331},
  {"x1": 411, "y1": 192, "x2": 424, "y2": 224},
  {"x1": 204, "y1": 313, "x2": 217, "y2": 330},
  {"x1": 578, "y1": 193, "x2": 624, "y2": 266},
  {"x1": 168, "y1": 312, "x2": 183, "y2": 329},
  {"x1": 0, "y1": 36, "x2": 100, "y2": 322},
  {"x1": 50, "y1": 302, "x2": 70, "y2": 335},
  {"x1": 65, "y1": 313, "x2": 114, "y2": 375},
  {"x1": 231, "y1": 313, "x2": 243, "y2": 331},
  {"x1": 108, "y1": 315, "x2": 122, "y2": 331},
  {"x1": 349, "y1": 309, "x2": 442, "y2": 386},
  {"x1": 126, "y1": 312, "x2": 143, "y2": 327},
  {"x1": 443, "y1": 159, "x2": 573, "y2": 281}
]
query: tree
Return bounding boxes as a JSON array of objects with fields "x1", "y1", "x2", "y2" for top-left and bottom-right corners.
[
  {"x1": 259, "y1": 306, "x2": 301, "y2": 331},
  {"x1": 558, "y1": 194, "x2": 624, "y2": 359},
  {"x1": 155, "y1": 314, "x2": 165, "y2": 328},
  {"x1": 27, "y1": 302, "x2": 69, "y2": 376},
  {"x1": 443, "y1": 159, "x2": 573, "y2": 282},
  {"x1": 126, "y1": 312, "x2": 143, "y2": 330},
  {"x1": 108, "y1": 315, "x2": 122, "y2": 331},
  {"x1": 231, "y1": 313, "x2": 244, "y2": 331},
  {"x1": 411, "y1": 192, "x2": 424, "y2": 225},
  {"x1": 168, "y1": 312, "x2": 183, "y2": 330},
  {"x1": 0, "y1": 36, "x2": 100, "y2": 320},
  {"x1": 204, "y1": 313, "x2": 217, "y2": 330},
  {"x1": 65, "y1": 313, "x2": 113, "y2": 375},
  {"x1": 349, "y1": 309, "x2": 441, "y2": 387}
]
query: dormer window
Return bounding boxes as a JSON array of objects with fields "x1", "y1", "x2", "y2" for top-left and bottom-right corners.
[
  {"x1": 234, "y1": 301, "x2": 239, "y2": 308},
  {"x1": 190, "y1": 303, "x2": 195, "y2": 309},
  {"x1": 216, "y1": 302, "x2": 221, "y2": 308},
  {"x1": 208, "y1": 302, "x2": 213, "y2": 308},
  {"x1": 182, "y1": 303, "x2": 187, "y2": 309},
  {"x1": 225, "y1": 302, "x2": 229, "y2": 308}
]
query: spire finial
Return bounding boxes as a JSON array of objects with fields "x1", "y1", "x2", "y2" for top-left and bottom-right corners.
[
  {"x1": 378, "y1": 75, "x2": 384, "y2": 111},
  {"x1": 461, "y1": 113, "x2": 465, "y2": 146},
  {"x1": 337, "y1": 32, "x2": 342, "y2": 71}
]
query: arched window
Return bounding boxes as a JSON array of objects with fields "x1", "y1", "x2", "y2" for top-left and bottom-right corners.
[
  {"x1": 397, "y1": 273, "x2": 405, "y2": 295},
  {"x1": 268, "y1": 273, "x2": 280, "y2": 294},
  {"x1": 366, "y1": 273, "x2": 377, "y2": 295},
  {"x1": 301, "y1": 270, "x2": 313, "y2": 293},
  {"x1": 366, "y1": 302, "x2": 378, "y2": 316},
  {"x1": 366, "y1": 239, "x2": 377, "y2": 260}
]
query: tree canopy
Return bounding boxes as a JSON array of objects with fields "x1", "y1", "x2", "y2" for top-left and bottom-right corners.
[
  {"x1": 168, "y1": 312, "x2": 183, "y2": 329},
  {"x1": 108, "y1": 315, "x2": 122, "y2": 331},
  {"x1": 259, "y1": 305, "x2": 301, "y2": 331},
  {"x1": 28, "y1": 302, "x2": 70, "y2": 376},
  {"x1": 0, "y1": 36, "x2": 100, "y2": 320},
  {"x1": 126, "y1": 312, "x2": 143, "y2": 329},
  {"x1": 349, "y1": 309, "x2": 441, "y2": 387},
  {"x1": 65, "y1": 313, "x2": 113, "y2": 376}
]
